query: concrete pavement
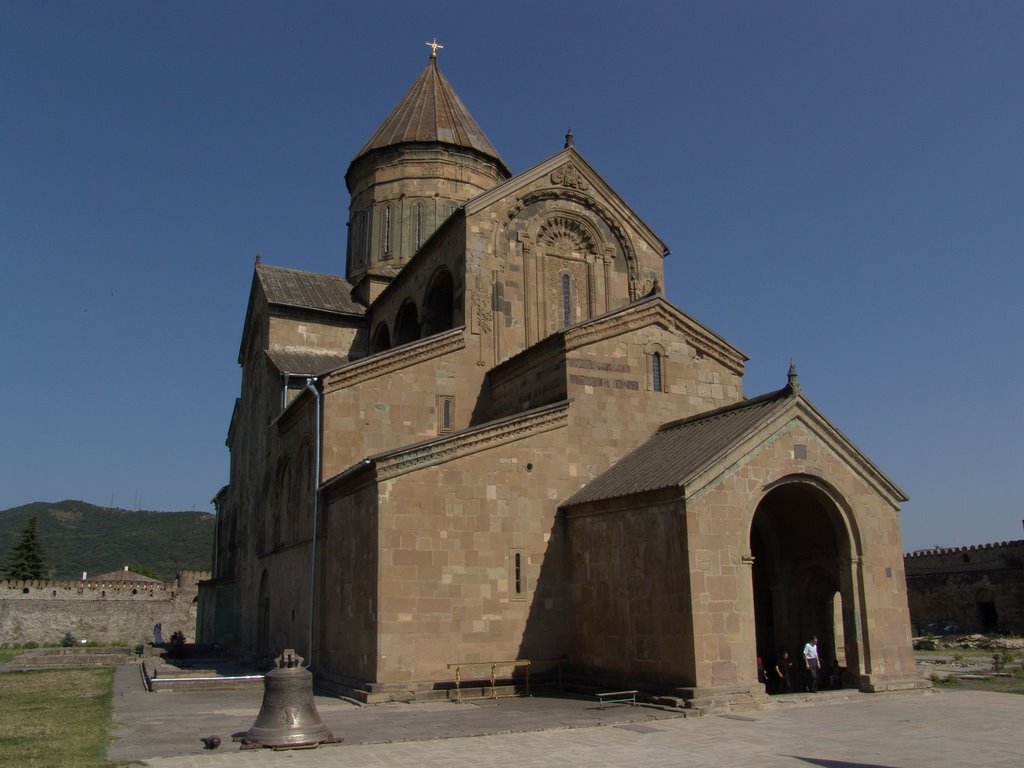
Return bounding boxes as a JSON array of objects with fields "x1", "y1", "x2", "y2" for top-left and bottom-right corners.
[{"x1": 109, "y1": 666, "x2": 1024, "y2": 768}]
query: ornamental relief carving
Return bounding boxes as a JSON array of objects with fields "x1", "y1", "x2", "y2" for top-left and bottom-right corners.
[
  {"x1": 550, "y1": 162, "x2": 589, "y2": 190},
  {"x1": 473, "y1": 291, "x2": 493, "y2": 335},
  {"x1": 537, "y1": 216, "x2": 597, "y2": 257},
  {"x1": 505, "y1": 189, "x2": 641, "y2": 303}
]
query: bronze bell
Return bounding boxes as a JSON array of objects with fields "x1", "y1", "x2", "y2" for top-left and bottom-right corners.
[{"x1": 243, "y1": 649, "x2": 337, "y2": 749}]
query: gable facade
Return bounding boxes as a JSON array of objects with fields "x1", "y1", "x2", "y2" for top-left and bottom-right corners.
[{"x1": 199, "y1": 54, "x2": 924, "y2": 709}]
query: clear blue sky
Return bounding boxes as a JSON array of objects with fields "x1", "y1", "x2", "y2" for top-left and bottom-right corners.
[{"x1": 1, "y1": 1, "x2": 1021, "y2": 551}]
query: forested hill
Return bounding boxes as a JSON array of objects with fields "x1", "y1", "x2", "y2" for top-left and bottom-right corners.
[{"x1": 0, "y1": 500, "x2": 213, "y2": 581}]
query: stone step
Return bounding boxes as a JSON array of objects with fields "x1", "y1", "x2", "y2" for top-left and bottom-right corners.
[
  {"x1": 148, "y1": 674, "x2": 264, "y2": 692},
  {"x1": 16, "y1": 646, "x2": 134, "y2": 657},
  {"x1": 7, "y1": 646, "x2": 137, "y2": 669},
  {"x1": 8, "y1": 657, "x2": 136, "y2": 670}
]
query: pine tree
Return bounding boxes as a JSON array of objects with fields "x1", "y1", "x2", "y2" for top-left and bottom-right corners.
[{"x1": 3, "y1": 514, "x2": 47, "y2": 580}]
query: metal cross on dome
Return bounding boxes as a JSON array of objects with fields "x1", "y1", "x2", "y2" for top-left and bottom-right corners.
[{"x1": 426, "y1": 38, "x2": 444, "y2": 58}]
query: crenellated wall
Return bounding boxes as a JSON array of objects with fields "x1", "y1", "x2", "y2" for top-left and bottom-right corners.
[
  {"x1": 0, "y1": 571, "x2": 210, "y2": 646},
  {"x1": 904, "y1": 540, "x2": 1024, "y2": 635}
]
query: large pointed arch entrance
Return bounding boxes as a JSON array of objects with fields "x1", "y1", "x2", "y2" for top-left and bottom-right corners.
[{"x1": 750, "y1": 477, "x2": 862, "y2": 691}]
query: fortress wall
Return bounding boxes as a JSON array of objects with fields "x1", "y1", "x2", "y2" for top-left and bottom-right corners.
[
  {"x1": 905, "y1": 540, "x2": 1023, "y2": 574},
  {"x1": 0, "y1": 571, "x2": 210, "y2": 646},
  {"x1": 904, "y1": 541, "x2": 1023, "y2": 634}
]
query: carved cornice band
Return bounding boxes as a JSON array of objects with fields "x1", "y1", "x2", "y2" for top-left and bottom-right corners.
[
  {"x1": 565, "y1": 300, "x2": 746, "y2": 374},
  {"x1": 375, "y1": 402, "x2": 569, "y2": 481},
  {"x1": 323, "y1": 328, "x2": 465, "y2": 392}
]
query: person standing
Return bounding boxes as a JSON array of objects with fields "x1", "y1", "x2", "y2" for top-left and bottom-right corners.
[
  {"x1": 803, "y1": 635, "x2": 820, "y2": 692},
  {"x1": 774, "y1": 649, "x2": 794, "y2": 694}
]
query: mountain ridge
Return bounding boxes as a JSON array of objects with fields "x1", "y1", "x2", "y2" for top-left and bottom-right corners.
[{"x1": 0, "y1": 499, "x2": 213, "y2": 581}]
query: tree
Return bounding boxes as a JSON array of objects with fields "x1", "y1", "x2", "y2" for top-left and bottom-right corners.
[{"x1": 3, "y1": 514, "x2": 47, "y2": 580}]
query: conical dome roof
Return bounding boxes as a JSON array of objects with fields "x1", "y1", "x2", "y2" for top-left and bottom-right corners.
[{"x1": 354, "y1": 57, "x2": 508, "y2": 174}]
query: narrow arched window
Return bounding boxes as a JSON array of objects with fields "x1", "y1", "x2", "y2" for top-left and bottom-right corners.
[
  {"x1": 438, "y1": 395, "x2": 454, "y2": 433},
  {"x1": 510, "y1": 548, "x2": 526, "y2": 599},
  {"x1": 415, "y1": 203, "x2": 423, "y2": 251},
  {"x1": 561, "y1": 273, "x2": 571, "y2": 328},
  {"x1": 359, "y1": 211, "x2": 369, "y2": 265},
  {"x1": 652, "y1": 352, "x2": 663, "y2": 392},
  {"x1": 382, "y1": 205, "x2": 392, "y2": 256}
]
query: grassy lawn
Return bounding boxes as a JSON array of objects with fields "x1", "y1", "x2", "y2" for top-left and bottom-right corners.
[
  {"x1": 931, "y1": 673, "x2": 1024, "y2": 695},
  {"x1": 0, "y1": 669, "x2": 123, "y2": 768}
]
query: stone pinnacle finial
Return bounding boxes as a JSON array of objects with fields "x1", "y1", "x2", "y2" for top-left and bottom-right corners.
[
  {"x1": 426, "y1": 38, "x2": 444, "y2": 59},
  {"x1": 564, "y1": 128, "x2": 574, "y2": 149},
  {"x1": 787, "y1": 360, "x2": 801, "y2": 392},
  {"x1": 255, "y1": 251, "x2": 261, "y2": 265}
]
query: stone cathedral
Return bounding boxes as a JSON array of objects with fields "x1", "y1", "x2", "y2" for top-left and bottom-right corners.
[{"x1": 198, "y1": 48, "x2": 924, "y2": 708}]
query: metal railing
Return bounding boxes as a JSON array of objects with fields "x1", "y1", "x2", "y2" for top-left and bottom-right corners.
[{"x1": 445, "y1": 657, "x2": 565, "y2": 703}]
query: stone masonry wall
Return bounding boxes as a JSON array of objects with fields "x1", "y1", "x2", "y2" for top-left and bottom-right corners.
[
  {"x1": 0, "y1": 571, "x2": 210, "y2": 646},
  {"x1": 904, "y1": 540, "x2": 1024, "y2": 634}
]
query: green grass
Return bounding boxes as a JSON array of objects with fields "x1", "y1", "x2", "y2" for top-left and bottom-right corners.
[
  {"x1": 944, "y1": 674, "x2": 1024, "y2": 695},
  {"x1": 0, "y1": 646, "x2": 26, "y2": 664},
  {"x1": 0, "y1": 669, "x2": 122, "y2": 768}
]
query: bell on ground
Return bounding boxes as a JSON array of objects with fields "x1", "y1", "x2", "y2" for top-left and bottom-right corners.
[{"x1": 242, "y1": 648, "x2": 339, "y2": 750}]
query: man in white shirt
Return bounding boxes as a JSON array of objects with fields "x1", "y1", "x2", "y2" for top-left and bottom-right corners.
[{"x1": 802, "y1": 635, "x2": 820, "y2": 692}]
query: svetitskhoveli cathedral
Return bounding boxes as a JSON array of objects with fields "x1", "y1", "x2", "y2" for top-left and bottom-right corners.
[{"x1": 198, "y1": 44, "x2": 925, "y2": 710}]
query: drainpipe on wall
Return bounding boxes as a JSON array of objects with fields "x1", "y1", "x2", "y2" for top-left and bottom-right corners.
[
  {"x1": 304, "y1": 377, "x2": 321, "y2": 668},
  {"x1": 281, "y1": 371, "x2": 291, "y2": 412}
]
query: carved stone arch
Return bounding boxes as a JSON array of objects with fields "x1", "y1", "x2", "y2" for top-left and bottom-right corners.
[
  {"x1": 370, "y1": 321, "x2": 391, "y2": 354},
  {"x1": 748, "y1": 473, "x2": 865, "y2": 686},
  {"x1": 534, "y1": 214, "x2": 601, "y2": 258},
  {"x1": 754, "y1": 473, "x2": 864, "y2": 557},
  {"x1": 508, "y1": 189, "x2": 641, "y2": 300},
  {"x1": 394, "y1": 300, "x2": 420, "y2": 346},
  {"x1": 422, "y1": 267, "x2": 456, "y2": 336},
  {"x1": 644, "y1": 341, "x2": 669, "y2": 393},
  {"x1": 520, "y1": 208, "x2": 609, "y2": 338}
]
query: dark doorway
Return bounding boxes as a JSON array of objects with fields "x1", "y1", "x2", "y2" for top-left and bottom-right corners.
[
  {"x1": 750, "y1": 480, "x2": 857, "y2": 690},
  {"x1": 976, "y1": 589, "x2": 998, "y2": 632}
]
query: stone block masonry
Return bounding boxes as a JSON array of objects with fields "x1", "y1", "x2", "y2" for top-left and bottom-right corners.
[
  {"x1": 905, "y1": 540, "x2": 1023, "y2": 635},
  {"x1": 0, "y1": 570, "x2": 209, "y2": 646}
]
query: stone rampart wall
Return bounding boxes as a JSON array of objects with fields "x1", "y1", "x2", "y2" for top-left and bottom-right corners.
[
  {"x1": 905, "y1": 540, "x2": 1023, "y2": 574},
  {"x1": 904, "y1": 541, "x2": 1023, "y2": 634},
  {"x1": 0, "y1": 571, "x2": 210, "y2": 646}
]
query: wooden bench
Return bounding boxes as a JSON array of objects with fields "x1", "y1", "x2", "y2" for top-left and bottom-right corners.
[{"x1": 596, "y1": 689, "x2": 638, "y2": 709}]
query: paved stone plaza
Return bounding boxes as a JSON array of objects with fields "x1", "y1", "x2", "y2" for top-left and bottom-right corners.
[{"x1": 109, "y1": 668, "x2": 1023, "y2": 768}]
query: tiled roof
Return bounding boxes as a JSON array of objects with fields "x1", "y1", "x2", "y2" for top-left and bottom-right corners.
[
  {"x1": 266, "y1": 349, "x2": 349, "y2": 376},
  {"x1": 354, "y1": 58, "x2": 506, "y2": 171},
  {"x1": 562, "y1": 387, "x2": 795, "y2": 507},
  {"x1": 256, "y1": 263, "x2": 364, "y2": 316}
]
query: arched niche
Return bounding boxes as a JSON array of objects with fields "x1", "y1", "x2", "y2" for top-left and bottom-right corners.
[
  {"x1": 370, "y1": 322, "x2": 392, "y2": 354},
  {"x1": 394, "y1": 301, "x2": 420, "y2": 346},
  {"x1": 422, "y1": 268, "x2": 456, "y2": 336}
]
